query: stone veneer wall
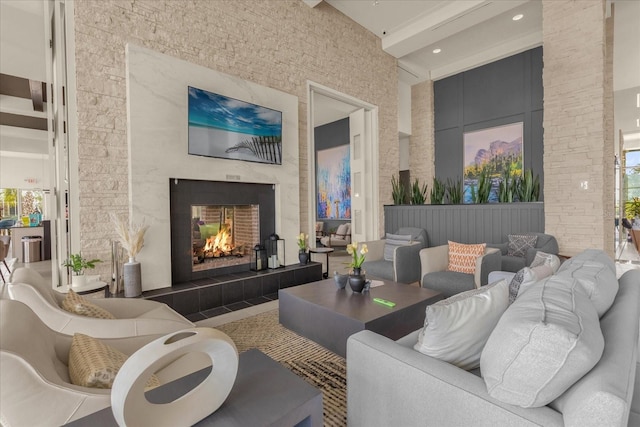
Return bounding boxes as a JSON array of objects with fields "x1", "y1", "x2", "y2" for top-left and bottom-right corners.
[
  {"x1": 542, "y1": 0, "x2": 614, "y2": 256},
  {"x1": 72, "y1": 0, "x2": 398, "y2": 281},
  {"x1": 410, "y1": 80, "x2": 435, "y2": 188}
]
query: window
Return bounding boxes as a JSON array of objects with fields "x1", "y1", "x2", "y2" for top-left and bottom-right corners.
[
  {"x1": 625, "y1": 150, "x2": 640, "y2": 200},
  {"x1": 0, "y1": 188, "x2": 45, "y2": 220}
]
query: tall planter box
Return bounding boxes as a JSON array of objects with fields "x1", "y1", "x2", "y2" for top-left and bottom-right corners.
[{"x1": 384, "y1": 203, "x2": 545, "y2": 247}]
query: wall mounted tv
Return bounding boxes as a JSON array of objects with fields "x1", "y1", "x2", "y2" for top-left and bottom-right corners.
[{"x1": 188, "y1": 86, "x2": 283, "y2": 165}]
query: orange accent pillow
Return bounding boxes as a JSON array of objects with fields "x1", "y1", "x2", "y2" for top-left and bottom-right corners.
[{"x1": 447, "y1": 241, "x2": 486, "y2": 275}]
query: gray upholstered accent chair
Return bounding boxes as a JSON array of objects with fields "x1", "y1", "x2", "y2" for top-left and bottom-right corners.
[
  {"x1": 360, "y1": 227, "x2": 428, "y2": 284},
  {"x1": 419, "y1": 245, "x2": 502, "y2": 298},
  {"x1": 487, "y1": 232, "x2": 559, "y2": 272}
]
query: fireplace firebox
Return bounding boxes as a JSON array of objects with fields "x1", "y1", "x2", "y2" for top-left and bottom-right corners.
[
  {"x1": 170, "y1": 179, "x2": 276, "y2": 283},
  {"x1": 192, "y1": 204, "x2": 260, "y2": 272}
]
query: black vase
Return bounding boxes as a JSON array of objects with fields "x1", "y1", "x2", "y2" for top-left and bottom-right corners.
[
  {"x1": 349, "y1": 273, "x2": 366, "y2": 293},
  {"x1": 298, "y1": 251, "x2": 309, "y2": 265}
]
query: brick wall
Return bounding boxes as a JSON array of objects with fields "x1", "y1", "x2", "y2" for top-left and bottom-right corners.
[
  {"x1": 72, "y1": 0, "x2": 398, "y2": 276},
  {"x1": 410, "y1": 80, "x2": 435, "y2": 191},
  {"x1": 542, "y1": 0, "x2": 614, "y2": 256}
]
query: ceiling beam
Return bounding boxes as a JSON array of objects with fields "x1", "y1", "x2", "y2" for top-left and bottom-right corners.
[
  {"x1": 28, "y1": 79, "x2": 44, "y2": 112},
  {"x1": 382, "y1": 0, "x2": 529, "y2": 58},
  {"x1": 0, "y1": 73, "x2": 30, "y2": 98},
  {"x1": 0, "y1": 112, "x2": 47, "y2": 130}
]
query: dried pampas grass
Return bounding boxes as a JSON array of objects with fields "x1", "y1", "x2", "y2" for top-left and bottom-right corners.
[{"x1": 110, "y1": 213, "x2": 149, "y2": 259}]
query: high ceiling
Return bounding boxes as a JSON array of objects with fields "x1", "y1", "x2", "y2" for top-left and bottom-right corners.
[
  {"x1": 324, "y1": 0, "x2": 640, "y2": 146},
  {"x1": 1, "y1": 1, "x2": 638, "y2": 150}
]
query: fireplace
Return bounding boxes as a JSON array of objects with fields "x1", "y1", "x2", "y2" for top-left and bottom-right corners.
[
  {"x1": 170, "y1": 179, "x2": 276, "y2": 283},
  {"x1": 192, "y1": 204, "x2": 260, "y2": 271}
]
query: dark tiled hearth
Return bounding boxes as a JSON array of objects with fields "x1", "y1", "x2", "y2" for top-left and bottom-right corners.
[{"x1": 143, "y1": 262, "x2": 322, "y2": 320}]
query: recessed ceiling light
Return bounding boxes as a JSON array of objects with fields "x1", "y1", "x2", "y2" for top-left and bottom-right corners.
[
  {"x1": 512, "y1": 14, "x2": 524, "y2": 21},
  {"x1": 433, "y1": 48, "x2": 442, "y2": 54}
]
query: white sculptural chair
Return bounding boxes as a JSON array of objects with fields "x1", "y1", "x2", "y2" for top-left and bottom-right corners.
[
  {"x1": 0, "y1": 299, "x2": 237, "y2": 427},
  {"x1": 8, "y1": 267, "x2": 194, "y2": 338}
]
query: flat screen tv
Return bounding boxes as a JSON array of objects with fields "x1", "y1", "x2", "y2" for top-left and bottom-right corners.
[{"x1": 188, "y1": 86, "x2": 283, "y2": 165}]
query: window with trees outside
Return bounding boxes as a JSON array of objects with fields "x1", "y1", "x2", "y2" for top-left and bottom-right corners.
[{"x1": 0, "y1": 188, "x2": 45, "y2": 223}]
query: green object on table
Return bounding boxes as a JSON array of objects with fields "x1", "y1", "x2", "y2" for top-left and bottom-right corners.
[{"x1": 373, "y1": 297, "x2": 396, "y2": 307}]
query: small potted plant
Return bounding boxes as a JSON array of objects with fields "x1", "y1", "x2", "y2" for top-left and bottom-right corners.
[
  {"x1": 297, "y1": 232, "x2": 309, "y2": 265},
  {"x1": 62, "y1": 253, "x2": 101, "y2": 288},
  {"x1": 346, "y1": 242, "x2": 368, "y2": 293}
]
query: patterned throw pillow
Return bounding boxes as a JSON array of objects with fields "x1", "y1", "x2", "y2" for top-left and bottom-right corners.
[
  {"x1": 508, "y1": 268, "x2": 527, "y2": 304},
  {"x1": 507, "y1": 234, "x2": 538, "y2": 257},
  {"x1": 68, "y1": 333, "x2": 160, "y2": 389},
  {"x1": 61, "y1": 289, "x2": 116, "y2": 319},
  {"x1": 530, "y1": 251, "x2": 561, "y2": 273},
  {"x1": 383, "y1": 233, "x2": 412, "y2": 261},
  {"x1": 447, "y1": 241, "x2": 486, "y2": 275},
  {"x1": 508, "y1": 265, "x2": 554, "y2": 304}
]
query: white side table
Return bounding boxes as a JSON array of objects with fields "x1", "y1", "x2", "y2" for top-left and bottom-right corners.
[{"x1": 56, "y1": 277, "x2": 108, "y2": 295}]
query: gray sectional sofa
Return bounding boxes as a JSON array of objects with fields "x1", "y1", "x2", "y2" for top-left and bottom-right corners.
[{"x1": 347, "y1": 250, "x2": 640, "y2": 426}]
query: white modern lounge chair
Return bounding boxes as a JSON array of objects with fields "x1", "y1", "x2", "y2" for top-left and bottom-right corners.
[
  {"x1": 8, "y1": 267, "x2": 194, "y2": 338},
  {"x1": 0, "y1": 299, "x2": 235, "y2": 426}
]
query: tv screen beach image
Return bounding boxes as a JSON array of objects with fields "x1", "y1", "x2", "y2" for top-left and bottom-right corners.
[{"x1": 188, "y1": 87, "x2": 283, "y2": 164}]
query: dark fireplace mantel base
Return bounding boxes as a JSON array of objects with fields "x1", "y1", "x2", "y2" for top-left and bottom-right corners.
[{"x1": 143, "y1": 262, "x2": 322, "y2": 317}]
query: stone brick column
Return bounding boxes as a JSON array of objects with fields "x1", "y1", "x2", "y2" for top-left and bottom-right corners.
[
  {"x1": 410, "y1": 80, "x2": 435, "y2": 193},
  {"x1": 542, "y1": 0, "x2": 614, "y2": 256}
]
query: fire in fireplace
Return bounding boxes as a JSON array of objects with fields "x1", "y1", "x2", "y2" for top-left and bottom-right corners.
[{"x1": 192, "y1": 204, "x2": 259, "y2": 271}]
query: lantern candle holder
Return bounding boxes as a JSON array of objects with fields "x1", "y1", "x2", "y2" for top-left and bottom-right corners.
[
  {"x1": 265, "y1": 233, "x2": 285, "y2": 269},
  {"x1": 250, "y1": 244, "x2": 268, "y2": 271}
]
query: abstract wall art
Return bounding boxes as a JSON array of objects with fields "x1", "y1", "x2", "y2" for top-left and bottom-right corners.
[{"x1": 317, "y1": 145, "x2": 351, "y2": 219}]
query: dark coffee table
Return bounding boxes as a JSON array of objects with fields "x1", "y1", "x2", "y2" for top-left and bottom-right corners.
[
  {"x1": 66, "y1": 349, "x2": 322, "y2": 426},
  {"x1": 279, "y1": 279, "x2": 442, "y2": 357}
]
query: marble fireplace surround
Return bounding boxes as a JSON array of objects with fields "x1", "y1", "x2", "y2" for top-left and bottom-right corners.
[{"x1": 127, "y1": 44, "x2": 300, "y2": 291}]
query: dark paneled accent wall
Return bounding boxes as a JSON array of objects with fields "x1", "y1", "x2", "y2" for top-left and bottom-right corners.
[
  {"x1": 434, "y1": 47, "x2": 544, "y2": 198},
  {"x1": 384, "y1": 203, "x2": 544, "y2": 247},
  {"x1": 170, "y1": 179, "x2": 275, "y2": 283},
  {"x1": 314, "y1": 118, "x2": 350, "y2": 233}
]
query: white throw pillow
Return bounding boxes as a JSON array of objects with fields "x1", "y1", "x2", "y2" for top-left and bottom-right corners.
[
  {"x1": 481, "y1": 275, "x2": 604, "y2": 408},
  {"x1": 335, "y1": 223, "x2": 349, "y2": 238},
  {"x1": 414, "y1": 279, "x2": 509, "y2": 370}
]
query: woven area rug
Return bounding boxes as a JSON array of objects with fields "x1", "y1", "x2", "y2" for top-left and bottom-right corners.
[{"x1": 215, "y1": 309, "x2": 347, "y2": 426}]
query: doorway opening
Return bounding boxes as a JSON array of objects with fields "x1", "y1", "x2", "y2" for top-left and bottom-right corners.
[{"x1": 307, "y1": 82, "x2": 379, "y2": 246}]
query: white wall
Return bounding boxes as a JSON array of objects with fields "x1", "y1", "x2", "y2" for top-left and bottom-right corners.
[
  {"x1": 398, "y1": 79, "x2": 412, "y2": 136},
  {"x1": 0, "y1": 154, "x2": 50, "y2": 189},
  {"x1": 127, "y1": 45, "x2": 300, "y2": 290}
]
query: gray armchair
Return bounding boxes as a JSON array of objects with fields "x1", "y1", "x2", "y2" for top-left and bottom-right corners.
[
  {"x1": 487, "y1": 232, "x2": 559, "y2": 272},
  {"x1": 420, "y1": 245, "x2": 501, "y2": 298},
  {"x1": 361, "y1": 227, "x2": 429, "y2": 284}
]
